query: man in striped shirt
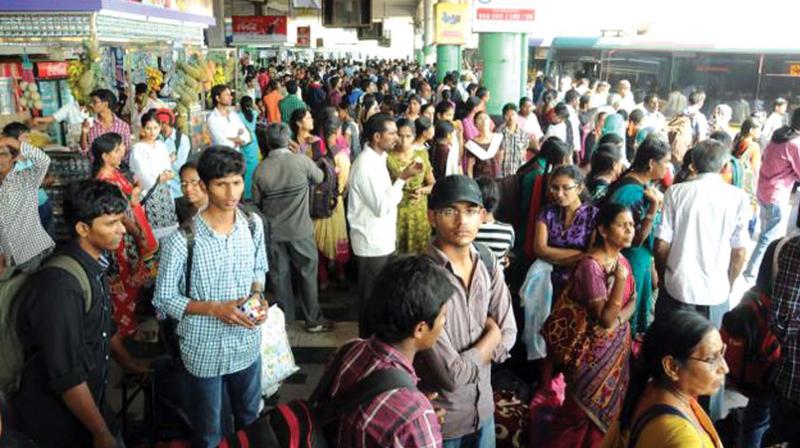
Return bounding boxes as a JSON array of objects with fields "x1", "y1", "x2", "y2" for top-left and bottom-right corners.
[
  {"x1": 279, "y1": 80, "x2": 307, "y2": 125},
  {"x1": 322, "y1": 255, "x2": 451, "y2": 447},
  {"x1": 474, "y1": 177, "x2": 515, "y2": 268}
]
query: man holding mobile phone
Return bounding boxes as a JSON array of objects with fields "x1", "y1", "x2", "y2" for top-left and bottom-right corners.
[{"x1": 154, "y1": 147, "x2": 268, "y2": 448}]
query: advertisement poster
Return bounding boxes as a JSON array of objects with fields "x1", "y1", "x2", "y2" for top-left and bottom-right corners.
[
  {"x1": 232, "y1": 16, "x2": 288, "y2": 44},
  {"x1": 127, "y1": 0, "x2": 213, "y2": 18},
  {"x1": 297, "y1": 26, "x2": 311, "y2": 47},
  {"x1": 435, "y1": 3, "x2": 470, "y2": 45},
  {"x1": 472, "y1": 0, "x2": 535, "y2": 33}
]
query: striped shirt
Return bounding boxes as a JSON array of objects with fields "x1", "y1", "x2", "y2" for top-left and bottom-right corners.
[
  {"x1": 497, "y1": 124, "x2": 529, "y2": 177},
  {"x1": 769, "y1": 236, "x2": 800, "y2": 405},
  {"x1": 0, "y1": 142, "x2": 54, "y2": 266},
  {"x1": 326, "y1": 337, "x2": 442, "y2": 448},
  {"x1": 475, "y1": 220, "x2": 515, "y2": 261},
  {"x1": 279, "y1": 94, "x2": 307, "y2": 125},
  {"x1": 86, "y1": 115, "x2": 131, "y2": 156},
  {"x1": 153, "y1": 209, "x2": 268, "y2": 378}
]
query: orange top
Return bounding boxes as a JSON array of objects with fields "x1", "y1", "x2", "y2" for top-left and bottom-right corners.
[{"x1": 263, "y1": 90, "x2": 283, "y2": 124}]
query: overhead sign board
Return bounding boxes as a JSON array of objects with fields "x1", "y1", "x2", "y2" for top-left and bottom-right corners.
[
  {"x1": 472, "y1": 0, "x2": 535, "y2": 33},
  {"x1": 232, "y1": 16, "x2": 288, "y2": 44},
  {"x1": 435, "y1": 3, "x2": 470, "y2": 45}
]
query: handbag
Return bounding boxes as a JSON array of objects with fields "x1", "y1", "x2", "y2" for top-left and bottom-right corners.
[
  {"x1": 260, "y1": 305, "x2": 300, "y2": 397},
  {"x1": 541, "y1": 283, "x2": 592, "y2": 370}
]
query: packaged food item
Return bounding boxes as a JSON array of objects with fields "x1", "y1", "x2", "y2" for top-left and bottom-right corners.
[{"x1": 238, "y1": 295, "x2": 266, "y2": 322}]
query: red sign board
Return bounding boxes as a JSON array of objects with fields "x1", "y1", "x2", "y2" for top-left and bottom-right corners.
[
  {"x1": 232, "y1": 16, "x2": 288, "y2": 44},
  {"x1": 36, "y1": 61, "x2": 69, "y2": 79},
  {"x1": 297, "y1": 26, "x2": 311, "y2": 47},
  {"x1": 475, "y1": 8, "x2": 534, "y2": 22}
]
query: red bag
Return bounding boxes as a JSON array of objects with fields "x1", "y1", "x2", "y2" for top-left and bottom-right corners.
[{"x1": 721, "y1": 289, "x2": 781, "y2": 398}]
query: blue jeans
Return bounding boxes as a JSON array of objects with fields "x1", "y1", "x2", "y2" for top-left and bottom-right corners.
[
  {"x1": 738, "y1": 396, "x2": 770, "y2": 448},
  {"x1": 442, "y1": 415, "x2": 495, "y2": 448},
  {"x1": 745, "y1": 202, "x2": 788, "y2": 278},
  {"x1": 186, "y1": 358, "x2": 262, "y2": 448}
]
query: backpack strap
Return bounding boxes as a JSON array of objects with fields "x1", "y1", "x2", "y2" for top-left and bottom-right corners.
[
  {"x1": 316, "y1": 367, "x2": 417, "y2": 425},
  {"x1": 309, "y1": 340, "x2": 361, "y2": 405},
  {"x1": 474, "y1": 242, "x2": 497, "y2": 282},
  {"x1": 44, "y1": 255, "x2": 92, "y2": 313},
  {"x1": 628, "y1": 404, "x2": 689, "y2": 448},
  {"x1": 180, "y1": 222, "x2": 196, "y2": 297}
]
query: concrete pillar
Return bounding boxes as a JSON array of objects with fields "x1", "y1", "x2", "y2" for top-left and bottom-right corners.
[
  {"x1": 424, "y1": 0, "x2": 434, "y2": 50},
  {"x1": 520, "y1": 33, "x2": 529, "y2": 98},
  {"x1": 434, "y1": 0, "x2": 461, "y2": 81},
  {"x1": 437, "y1": 44, "x2": 460, "y2": 82},
  {"x1": 206, "y1": 0, "x2": 226, "y2": 48},
  {"x1": 479, "y1": 32, "x2": 524, "y2": 115}
]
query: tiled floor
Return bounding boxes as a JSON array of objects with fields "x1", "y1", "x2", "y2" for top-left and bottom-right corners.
[{"x1": 266, "y1": 286, "x2": 359, "y2": 405}]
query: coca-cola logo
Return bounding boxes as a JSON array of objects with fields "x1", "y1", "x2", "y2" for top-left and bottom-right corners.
[{"x1": 236, "y1": 21, "x2": 260, "y2": 32}]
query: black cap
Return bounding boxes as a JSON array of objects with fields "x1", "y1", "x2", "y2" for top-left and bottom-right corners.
[{"x1": 428, "y1": 175, "x2": 484, "y2": 210}]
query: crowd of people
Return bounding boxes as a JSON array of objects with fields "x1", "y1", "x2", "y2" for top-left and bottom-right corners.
[{"x1": 0, "y1": 56, "x2": 799, "y2": 448}]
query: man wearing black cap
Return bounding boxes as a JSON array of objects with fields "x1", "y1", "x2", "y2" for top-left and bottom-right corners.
[{"x1": 415, "y1": 175, "x2": 517, "y2": 447}]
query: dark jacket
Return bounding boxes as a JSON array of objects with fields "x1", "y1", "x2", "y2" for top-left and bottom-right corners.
[{"x1": 14, "y1": 241, "x2": 117, "y2": 447}]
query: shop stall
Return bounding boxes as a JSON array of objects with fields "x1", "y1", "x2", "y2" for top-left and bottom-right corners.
[{"x1": 0, "y1": 1, "x2": 215, "y2": 240}]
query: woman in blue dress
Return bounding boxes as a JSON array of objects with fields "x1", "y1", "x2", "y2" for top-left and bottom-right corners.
[
  {"x1": 606, "y1": 134, "x2": 669, "y2": 334},
  {"x1": 238, "y1": 95, "x2": 261, "y2": 201}
]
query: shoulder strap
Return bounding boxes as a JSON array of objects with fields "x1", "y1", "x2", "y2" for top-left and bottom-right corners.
[
  {"x1": 474, "y1": 242, "x2": 497, "y2": 281},
  {"x1": 309, "y1": 340, "x2": 361, "y2": 406},
  {"x1": 628, "y1": 404, "x2": 689, "y2": 448},
  {"x1": 316, "y1": 367, "x2": 417, "y2": 425},
  {"x1": 181, "y1": 222, "x2": 196, "y2": 297},
  {"x1": 45, "y1": 255, "x2": 93, "y2": 313}
]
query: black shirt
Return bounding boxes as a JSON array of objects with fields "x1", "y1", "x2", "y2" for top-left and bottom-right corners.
[{"x1": 14, "y1": 241, "x2": 117, "y2": 447}]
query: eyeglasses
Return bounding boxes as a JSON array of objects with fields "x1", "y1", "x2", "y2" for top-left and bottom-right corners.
[
  {"x1": 436, "y1": 208, "x2": 482, "y2": 219},
  {"x1": 181, "y1": 179, "x2": 201, "y2": 188},
  {"x1": 687, "y1": 344, "x2": 727, "y2": 367},
  {"x1": 549, "y1": 184, "x2": 579, "y2": 193}
]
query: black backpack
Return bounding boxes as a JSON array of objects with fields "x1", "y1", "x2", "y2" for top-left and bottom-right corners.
[
  {"x1": 309, "y1": 140, "x2": 339, "y2": 219},
  {"x1": 218, "y1": 340, "x2": 417, "y2": 448}
]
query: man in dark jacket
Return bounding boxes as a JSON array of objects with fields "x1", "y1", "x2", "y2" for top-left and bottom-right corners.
[{"x1": 14, "y1": 180, "x2": 129, "y2": 448}]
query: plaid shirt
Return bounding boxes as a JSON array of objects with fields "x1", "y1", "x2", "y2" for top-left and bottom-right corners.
[
  {"x1": 279, "y1": 94, "x2": 307, "y2": 125},
  {"x1": 86, "y1": 115, "x2": 131, "y2": 156},
  {"x1": 153, "y1": 210, "x2": 268, "y2": 378},
  {"x1": 0, "y1": 142, "x2": 54, "y2": 266},
  {"x1": 498, "y1": 123, "x2": 529, "y2": 177},
  {"x1": 326, "y1": 337, "x2": 442, "y2": 448},
  {"x1": 769, "y1": 236, "x2": 800, "y2": 404}
]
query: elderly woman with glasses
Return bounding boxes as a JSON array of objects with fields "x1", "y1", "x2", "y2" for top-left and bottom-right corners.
[{"x1": 602, "y1": 310, "x2": 726, "y2": 448}]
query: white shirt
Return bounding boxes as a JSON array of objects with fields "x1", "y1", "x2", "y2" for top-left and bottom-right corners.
[
  {"x1": 518, "y1": 113, "x2": 543, "y2": 143},
  {"x1": 52, "y1": 101, "x2": 89, "y2": 125},
  {"x1": 347, "y1": 145, "x2": 405, "y2": 257},
  {"x1": 544, "y1": 122, "x2": 567, "y2": 144},
  {"x1": 130, "y1": 140, "x2": 173, "y2": 192},
  {"x1": 619, "y1": 93, "x2": 636, "y2": 113},
  {"x1": 162, "y1": 128, "x2": 192, "y2": 198},
  {"x1": 641, "y1": 109, "x2": 666, "y2": 131},
  {"x1": 207, "y1": 107, "x2": 251, "y2": 149},
  {"x1": 657, "y1": 173, "x2": 750, "y2": 306}
]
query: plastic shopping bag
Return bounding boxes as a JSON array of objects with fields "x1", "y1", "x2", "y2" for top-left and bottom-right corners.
[
  {"x1": 260, "y1": 305, "x2": 299, "y2": 397},
  {"x1": 519, "y1": 259, "x2": 553, "y2": 360}
]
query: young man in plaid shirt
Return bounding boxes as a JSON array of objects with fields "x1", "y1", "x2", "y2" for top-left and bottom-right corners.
[
  {"x1": 321, "y1": 255, "x2": 451, "y2": 447},
  {"x1": 154, "y1": 146, "x2": 268, "y2": 448}
]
